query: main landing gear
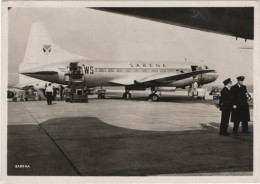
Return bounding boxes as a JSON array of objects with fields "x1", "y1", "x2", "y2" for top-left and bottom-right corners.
[
  {"x1": 149, "y1": 87, "x2": 159, "y2": 101},
  {"x1": 123, "y1": 87, "x2": 131, "y2": 100},
  {"x1": 122, "y1": 86, "x2": 159, "y2": 101}
]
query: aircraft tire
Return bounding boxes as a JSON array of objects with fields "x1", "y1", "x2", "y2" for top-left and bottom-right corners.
[{"x1": 151, "y1": 94, "x2": 159, "y2": 101}]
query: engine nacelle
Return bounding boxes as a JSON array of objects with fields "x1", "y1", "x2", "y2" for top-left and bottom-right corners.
[
  {"x1": 171, "y1": 77, "x2": 194, "y2": 88},
  {"x1": 155, "y1": 87, "x2": 177, "y2": 92}
]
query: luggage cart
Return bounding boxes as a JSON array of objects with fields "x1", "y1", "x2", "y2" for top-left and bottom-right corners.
[{"x1": 196, "y1": 88, "x2": 207, "y2": 100}]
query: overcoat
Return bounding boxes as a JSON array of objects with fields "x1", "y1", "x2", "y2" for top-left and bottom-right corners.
[
  {"x1": 230, "y1": 84, "x2": 250, "y2": 122},
  {"x1": 219, "y1": 87, "x2": 232, "y2": 111}
]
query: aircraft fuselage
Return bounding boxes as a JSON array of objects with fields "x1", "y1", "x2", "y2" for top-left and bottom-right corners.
[{"x1": 21, "y1": 60, "x2": 218, "y2": 89}]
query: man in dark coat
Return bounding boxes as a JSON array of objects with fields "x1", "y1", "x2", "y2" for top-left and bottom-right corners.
[
  {"x1": 60, "y1": 85, "x2": 64, "y2": 100},
  {"x1": 219, "y1": 78, "x2": 233, "y2": 136},
  {"x1": 231, "y1": 76, "x2": 251, "y2": 133}
]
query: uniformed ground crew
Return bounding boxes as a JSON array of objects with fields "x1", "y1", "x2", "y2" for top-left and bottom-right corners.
[
  {"x1": 219, "y1": 78, "x2": 233, "y2": 136},
  {"x1": 231, "y1": 76, "x2": 251, "y2": 133},
  {"x1": 52, "y1": 86, "x2": 57, "y2": 101},
  {"x1": 45, "y1": 83, "x2": 53, "y2": 105}
]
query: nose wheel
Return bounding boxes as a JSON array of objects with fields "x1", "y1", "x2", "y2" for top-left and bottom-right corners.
[
  {"x1": 149, "y1": 93, "x2": 159, "y2": 101},
  {"x1": 123, "y1": 88, "x2": 131, "y2": 100},
  {"x1": 149, "y1": 87, "x2": 159, "y2": 101}
]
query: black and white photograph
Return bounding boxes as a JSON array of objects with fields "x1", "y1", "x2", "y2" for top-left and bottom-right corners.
[{"x1": 1, "y1": 1, "x2": 260, "y2": 183}]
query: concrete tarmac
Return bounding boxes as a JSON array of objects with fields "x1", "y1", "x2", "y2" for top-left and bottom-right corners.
[{"x1": 7, "y1": 92, "x2": 253, "y2": 176}]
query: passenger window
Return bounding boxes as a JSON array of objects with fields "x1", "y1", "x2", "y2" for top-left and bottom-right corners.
[{"x1": 159, "y1": 68, "x2": 166, "y2": 72}]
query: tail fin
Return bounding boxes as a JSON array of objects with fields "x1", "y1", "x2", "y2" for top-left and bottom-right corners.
[{"x1": 19, "y1": 22, "x2": 86, "y2": 84}]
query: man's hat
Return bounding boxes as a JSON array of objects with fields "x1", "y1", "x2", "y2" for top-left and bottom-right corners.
[
  {"x1": 236, "y1": 76, "x2": 245, "y2": 81},
  {"x1": 223, "y1": 78, "x2": 232, "y2": 85}
]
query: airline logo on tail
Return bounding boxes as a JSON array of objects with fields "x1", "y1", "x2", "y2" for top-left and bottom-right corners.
[{"x1": 43, "y1": 44, "x2": 52, "y2": 55}]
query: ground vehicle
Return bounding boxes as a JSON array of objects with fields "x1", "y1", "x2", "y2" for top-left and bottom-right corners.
[
  {"x1": 196, "y1": 88, "x2": 207, "y2": 100},
  {"x1": 209, "y1": 87, "x2": 221, "y2": 99},
  {"x1": 8, "y1": 91, "x2": 15, "y2": 98},
  {"x1": 68, "y1": 81, "x2": 88, "y2": 102},
  {"x1": 64, "y1": 62, "x2": 88, "y2": 103},
  {"x1": 97, "y1": 90, "x2": 106, "y2": 99}
]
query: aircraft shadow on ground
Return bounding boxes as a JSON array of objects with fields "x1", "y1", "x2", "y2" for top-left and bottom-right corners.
[{"x1": 8, "y1": 117, "x2": 253, "y2": 176}]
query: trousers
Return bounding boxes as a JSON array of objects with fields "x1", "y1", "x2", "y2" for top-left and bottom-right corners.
[
  {"x1": 233, "y1": 121, "x2": 248, "y2": 133},
  {"x1": 46, "y1": 92, "x2": 52, "y2": 105},
  {"x1": 220, "y1": 110, "x2": 230, "y2": 134}
]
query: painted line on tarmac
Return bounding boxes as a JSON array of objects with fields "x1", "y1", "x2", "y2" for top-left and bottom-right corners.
[{"x1": 22, "y1": 103, "x2": 82, "y2": 176}]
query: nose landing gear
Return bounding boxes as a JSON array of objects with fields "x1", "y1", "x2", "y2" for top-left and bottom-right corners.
[
  {"x1": 149, "y1": 87, "x2": 159, "y2": 101},
  {"x1": 123, "y1": 87, "x2": 131, "y2": 100}
]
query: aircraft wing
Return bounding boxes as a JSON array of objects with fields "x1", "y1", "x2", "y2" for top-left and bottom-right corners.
[
  {"x1": 110, "y1": 69, "x2": 214, "y2": 86},
  {"x1": 92, "y1": 8, "x2": 253, "y2": 40}
]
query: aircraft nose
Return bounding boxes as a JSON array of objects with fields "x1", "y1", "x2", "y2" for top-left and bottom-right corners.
[
  {"x1": 208, "y1": 71, "x2": 218, "y2": 82},
  {"x1": 213, "y1": 71, "x2": 218, "y2": 81}
]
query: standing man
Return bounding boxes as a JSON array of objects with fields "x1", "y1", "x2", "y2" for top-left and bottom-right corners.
[
  {"x1": 187, "y1": 84, "x2": 193, "y2": 99},
  {"x1": 192, "y1": 79, "x2": 198, "y2": 97},
  {"x1": 219, "y1": 78, "x2": 233, "y2": 136},
  {"x1": 52, "y1": 86, "x2": 57, "y2": 101},
  {"x1": 60, "y1": 85, "x2": 64, "y2": 100},
  {"x1": 231, "y1": 76, "x2": 251, "y2": 133},
  {"x1": 45, "y1": 83, "x2": 53, "y2": 105}
]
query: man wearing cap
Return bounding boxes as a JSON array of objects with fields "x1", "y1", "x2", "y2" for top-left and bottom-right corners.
[
  {"x1": 230, "y1": 76, "x2": 251, "y2": 133},
  {"x1": 219, "y1": 78, "x2": 233, "y2": 136}
]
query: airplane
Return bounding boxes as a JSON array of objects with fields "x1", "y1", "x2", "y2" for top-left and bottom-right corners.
[
  {"x1": 92, "y1": 7, "x2": 254, "y2": 40},
  {"x1": 14, "y1": 81, "x2": 62, "y2": 91},
  {"x1": 8, "y1": 80, "x2": 67, "y2": 101},
  {"x1": 19, "y1": 22, "x2": 218, "y2": 101}
]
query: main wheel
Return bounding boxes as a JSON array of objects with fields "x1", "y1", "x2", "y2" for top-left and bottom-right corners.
[{"x1": 151, "y1": 94, "x2": 159, "y2": 101}]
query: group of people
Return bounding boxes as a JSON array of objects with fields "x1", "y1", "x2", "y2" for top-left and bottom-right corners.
[{"x1": 219, "y1": 76, "x2": 251, "y2": 136}]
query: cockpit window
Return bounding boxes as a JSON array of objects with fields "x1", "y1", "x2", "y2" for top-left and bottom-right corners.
[{"x1": 191, "y1": 65, "x2": 198, "y2": 71}]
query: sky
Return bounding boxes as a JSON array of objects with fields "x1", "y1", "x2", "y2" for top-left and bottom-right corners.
[{"x1": 8, "y1": 8, "x2": 254, "y2": 86}]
